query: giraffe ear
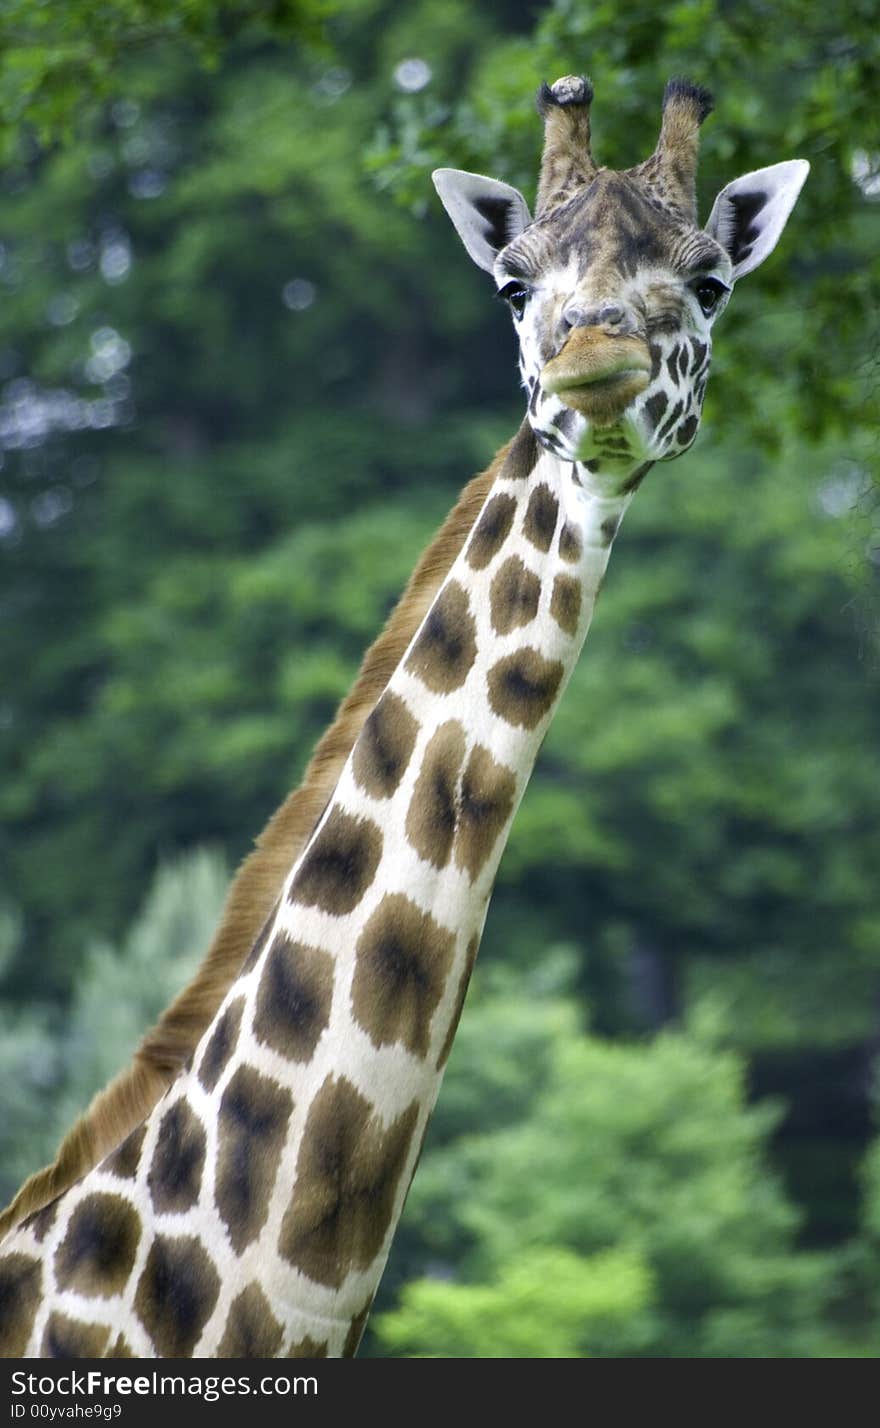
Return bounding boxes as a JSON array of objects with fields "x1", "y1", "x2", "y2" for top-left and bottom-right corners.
[
  {"x1": 432, "y1": 169, "x2": 532, "y2": 274},
  {"x1": 704, "y1": 159, "x2": 809, "y2": 280}
]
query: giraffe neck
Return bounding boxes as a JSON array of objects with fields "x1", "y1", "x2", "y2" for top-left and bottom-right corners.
[{"x1": 1, "y1": 429, "x2": 637, "y2": 1359}]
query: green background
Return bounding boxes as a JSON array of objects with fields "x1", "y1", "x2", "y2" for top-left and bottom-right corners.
[{"x1": 1, "y1": 0, "x2": 878, "y2": 1355}]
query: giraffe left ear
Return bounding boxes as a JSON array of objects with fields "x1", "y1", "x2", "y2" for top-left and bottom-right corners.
[
  {"x1": 704, "y1": 159, "x2": 809, "y2": 280},
  {"x1": 432, "y1": 169, "x2": 532, "y2": 274}
]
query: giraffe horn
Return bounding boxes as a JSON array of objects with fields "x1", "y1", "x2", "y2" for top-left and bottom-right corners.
[
  {"x1": 648, "y1": 77, "x2": 714, "y2": 219},
  {"x1": 535, "y1": 74, "x2": 597, "y2": 217}
]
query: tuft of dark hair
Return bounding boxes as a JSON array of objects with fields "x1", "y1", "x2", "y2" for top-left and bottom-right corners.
[{"x1": 662, "y1": 76, "x2": 714, "y2": 124}]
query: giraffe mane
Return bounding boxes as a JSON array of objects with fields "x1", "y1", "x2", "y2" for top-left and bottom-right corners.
[{"x1": 0, "y1": 421, "x2": 537, "y2": 1241}]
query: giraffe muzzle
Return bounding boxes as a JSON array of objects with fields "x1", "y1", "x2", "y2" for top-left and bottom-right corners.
[{"x1": 541, "y1": 328, "x2": 652, "y2": 427}]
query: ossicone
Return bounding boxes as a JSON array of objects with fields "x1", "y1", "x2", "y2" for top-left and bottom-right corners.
[{"x1": 535, "y1": 73, "x2": 597, "y2": 217}]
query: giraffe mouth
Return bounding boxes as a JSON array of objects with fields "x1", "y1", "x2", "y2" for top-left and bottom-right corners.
[
  {"x1": 551, "y1": 368, "x2": 651, "y2": 419},
  {"x1": 541, "y1": 331, "x2": 652, "y2": 427}
]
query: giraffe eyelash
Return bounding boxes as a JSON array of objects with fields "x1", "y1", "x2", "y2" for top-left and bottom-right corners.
[
  {"x1": 690, "y1": 276, "x2": 730, "y2": 316},
  {"x1": 497, "y1": 281, "x2": 531, "y2": 318}
]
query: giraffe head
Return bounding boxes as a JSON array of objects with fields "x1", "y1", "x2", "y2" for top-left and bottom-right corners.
[{"x1": 434, "y1": 76, "x2": 808, "y2": 478}]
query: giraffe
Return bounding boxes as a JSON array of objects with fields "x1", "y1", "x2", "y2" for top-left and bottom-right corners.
[{"x1": 0, "y1": 74, "x2": 808, "y2": 1358}]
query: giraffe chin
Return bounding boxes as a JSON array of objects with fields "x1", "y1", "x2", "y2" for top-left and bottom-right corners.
[{"x1": 533, "y1": 398, "x2": 651, "y2": 472}]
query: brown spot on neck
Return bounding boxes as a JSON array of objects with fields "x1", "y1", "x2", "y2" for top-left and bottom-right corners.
[
  {"x1": 42, "y1": 1313, "x2": 111, "y2": 1358},
  {"x1": 54, "y1": 1194, "x2": 141, "y2": 1298},
  {"x1": 103, "y1": 1124, "x2": 147, "y2": 1182},
  {"x1": 216, "y1": 1065, "x2": 293, "y2": 1253},
  {"x1": 466, "y1": 493, "x2": 517, "y2": 570},
  {"x1": 289, "y1": 807, "x2": 383, "y2": 916},
  {"x1": 352, "y1": 692, "x2": 419, "y2": 799},
  {"x1": 343, "y1": 1299, "x2": 374, "y2": 1357},
  {"x1": 405, "y1": 580, "x2": 478, "y2": 694},
  {"x1": 198, "y1": 996, "x2": 245, "y2": 1093},
  {"x1": 352, "y1": 893, "x2": 456, "y2": 1057},
  {"x1": 436, "y1": 934, "x2": 481, "y2": 1069},
  {"x1": 550, "y1": 573, "x2": 582, "y2": 635},
  {"x1": 148, "y1": 1101, "x2": 206, "y2": 1215},
  {"x1": 218, "y1": 1284, "x2": 284, "y2": 1357},
  {"x1": 523, "y1": 484, "x2": 560, "y2": 553},
  {"x1": 490, "y1": 556, "x2": 542, "y2": 636},
  {"x1": 134, "y1": 1235, "x2": 220, "y2": 1357},
  {"x1": 405, "y1": 720, "x2": 467, "y2": 870},
  {"x1": 455, "y1": 746, "x2": 517, "y2": 881},
  {"x1": 279, "y1": 1075, "x2": 419, "y2": 1289},
  {"x1": 253, "y1": 933, "x2": 334, "y2": 1062},
  {"x1": 0, "y1": 1253, "x2": 42, "y2": 1356},
  {"x1": 558, "y1": 521, "x2": 583, "y2": 564},
  {"x1": 487, "y1": 648, "x2": 565, "y2": 729}
]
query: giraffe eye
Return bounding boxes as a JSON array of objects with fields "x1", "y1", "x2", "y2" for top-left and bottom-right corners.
[
  {"x1": 693, "y1": 277, "x2": 729, "y2": 317},
  {"x1": 498, "y1": 281, "x2": 530, "y2": 319}
]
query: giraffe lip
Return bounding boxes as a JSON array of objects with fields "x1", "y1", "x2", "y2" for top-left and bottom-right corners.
[
  {"x1": 540, "y1": 331, "x2": 652, "y2": 421},
  {"x1": 542, "y1": 351, "x2": 652, "y2": 394},
  {"x1": 549, "y1": 367, "x2": 650, "y2": 422},
  {"x1": 552, "y1": 365, "x2": 651, "y2": 393}
]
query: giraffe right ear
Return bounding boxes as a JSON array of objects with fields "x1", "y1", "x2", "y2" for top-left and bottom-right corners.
[
  {"x1": 704, "y1": 160, "x2": 809, "y2": 281},
  {"x1": 432, "y1": 169, "x2": 532, "y2": 274}
]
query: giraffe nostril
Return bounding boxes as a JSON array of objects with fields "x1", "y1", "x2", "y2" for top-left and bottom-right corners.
[
  {"x1": 562, "y1": 302, "x2": 592, "y2": 331},
  {"x1": 562, "y1": 301, "x2": 629, "y2": 335},
  {"x1": 598, "y1": 303, "x2": 624, "y2": 327}
]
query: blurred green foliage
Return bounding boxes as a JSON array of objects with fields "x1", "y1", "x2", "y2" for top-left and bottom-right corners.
[
  {"x1": 0, "y1": 0, "x2": 878, "y2": 1356},
  {"x1": 377, "y1": 1245, "x2": 655, "y2": 1358},
  {"x1": 373, "y1": 959, "x2": 835, "y2": 1357},
  {"x1": 0, "y1": 0, "x2": 334, "y2": 159}
]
